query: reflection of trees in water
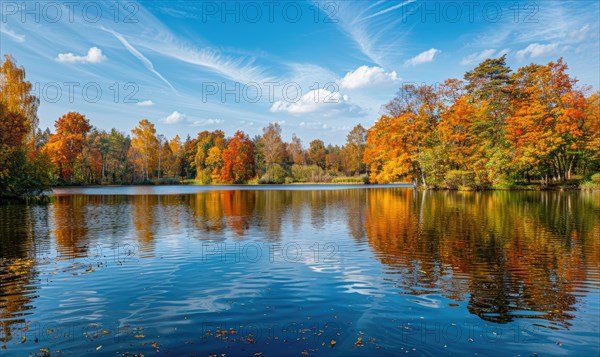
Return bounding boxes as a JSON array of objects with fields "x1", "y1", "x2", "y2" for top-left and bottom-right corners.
[
  {"x1": 184, "y1": 189, "x2": 368, "y2": 242},
  {"x1": 52, "y1": 196, "x2": 90, "y2": 258},
  {"x1": 0, "y1": 205, "x2": 49, "y2": 344},
  {"x1": 364, "y1": 189, "x2": 600, "y2": 326},
  {"x1": 2, "y1": 188, "x2": 596, "y2": 344}
]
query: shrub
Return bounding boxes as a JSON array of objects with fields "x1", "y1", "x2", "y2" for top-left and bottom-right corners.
[
  {"x1": 152, "y1": 177, "x2": 180, "y2": 185},
  {"x1": 581, "y1": 173, "x2": 600, "y2": 190},
  {"x1": 290, "y1": 165, "x2": 331, "y2": 183},
  {"x1": 259, "y1": 164, "x2": 289, "y2": 184},
  {"x1": 443, "y1": 170, "x2": 477, "y2": 190},
  {"x1": 331, "y1": 175, "x2": 368, "y2": 184}
]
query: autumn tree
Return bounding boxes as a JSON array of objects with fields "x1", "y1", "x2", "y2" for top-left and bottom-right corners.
[
  {"x1": 220, "y1": 131, "x2": 255, "y2": 183},
  {"x1": 44, "y1": 112, "x2": 92, "y2": 182},
  {"x1": 206, "y1": 146, "x2": 224, "y2": 181},
  {"x1": 506, "y1": 59, "x2": 588, "y2": 181},
  {"x1": 287, "y1": 134, "x2": 305, "y2": 165},
  {"x1": 78, "y1": 128, "x2": 108, "y2": 184},
  {"x1": 194, "y1": 130, "x2": 225, "y2": 183},
  {"x1": 0, "y1": 55, "x2": 39, "y2": 137},
  {"x1": 325, "y1": 145, "x2": 341, "y2": 172},
  {"x1": 581, "y1": 92, "x2": 600, "y2": 173},
  {"x1": 344, "y1": 124, "x2": 367, "y2": 174},
  {"x1": 364, "y1": 84, "x2": 441, "y2": 185},
  {"x1": 130, "y1": 119, "x2": 159, "y2": 181},
  {"x1": 259, "y1": 122, "x2": 285, "y2": 181},
  {"x1": 0, "y1": 55, "x2": 53, "y2": 200},
  {"x1": 164, "y1": 135, "x2": 182, "y2": 178},
  {"x1": 308, "y1": 139, "x2": 326, "y2": 169}
]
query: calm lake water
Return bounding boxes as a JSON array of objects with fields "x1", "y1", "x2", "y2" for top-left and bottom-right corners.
[{"x1": 1, "y1": 186, "x2": 598, "y2": 356}]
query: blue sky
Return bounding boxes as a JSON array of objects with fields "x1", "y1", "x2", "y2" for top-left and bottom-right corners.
[{"x1": 1, "y1": 0, "x2": 598, "y2": 144}]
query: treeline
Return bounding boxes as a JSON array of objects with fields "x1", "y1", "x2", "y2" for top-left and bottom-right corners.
[
  {"x1": 36, "y1": 116, "x2": 366, "y2": 187},
  {"x1": 365, "y1": 56, "x2": 600, "y2": 188}
]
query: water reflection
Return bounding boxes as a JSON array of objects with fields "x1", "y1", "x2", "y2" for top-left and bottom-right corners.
[
  {"x1": 365, "y1": 190, "x2": 600, "y2": 326},
  {"x1": 0, "y1": 188, "x2": 598, "y2": 352}
]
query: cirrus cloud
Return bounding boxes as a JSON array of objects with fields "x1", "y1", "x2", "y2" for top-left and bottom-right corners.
[{"x1": 460, "y1": 48, "x2": 510, "y2": 66}]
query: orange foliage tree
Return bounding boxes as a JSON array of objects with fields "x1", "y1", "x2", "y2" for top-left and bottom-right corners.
[
  {"x1": 44, "y1": 112, "x2": 92, "y2": 182},
  {"x1": 506, "y1": 59, "x2": 589, "y2": 180},
  {"x1": 220, "y1": 131, "x2": 255, "y2": 183}
]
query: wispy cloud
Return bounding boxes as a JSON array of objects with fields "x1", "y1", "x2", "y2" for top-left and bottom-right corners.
[
  {"x1": 404, "y1": 48, "x2": 439, "y2": 67},
  {"x1": 145, "y1": 42, "x2": 272, "y2": 84},
  {"x1": 460, "y1": 49, "x2": 509, "y2": 66},
  {"x1": 0, "y1": 25, "x2": 25, "y2": 43},
  {"x1": 360, "y1": 0, "x2": 416, "y2": 21},
  {"x1": 515, "y1": 43, "x2": 558, "y2": 60},
  {"x1": 190, "y1": 118, "x2": 224, "y2": 126},
  {"x1": 56, "y1": 47, "x2": 106, "y2": 64},
  {"x1": 102, "y1": 27, "x2": 176, "y2": 92},
  {"x1": 99, "y1": 4, "x2": 272, "y2": 85},
  {"x1": 313, "y1": 0, "x2": 415, "y2": 66}
]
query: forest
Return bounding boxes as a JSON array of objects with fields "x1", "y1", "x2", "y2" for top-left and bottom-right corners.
[{"x1": 0, "y1": 54, "x2": 598, "y2": 200}]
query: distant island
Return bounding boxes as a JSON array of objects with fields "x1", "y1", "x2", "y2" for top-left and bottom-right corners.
[{"x1": 1, "y1": 54, "x2": 598, "y2": 202}]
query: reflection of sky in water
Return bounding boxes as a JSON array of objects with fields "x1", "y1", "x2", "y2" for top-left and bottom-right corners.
[{"x1": 0, "y1": 188, "x2": 598, "y2": 355}]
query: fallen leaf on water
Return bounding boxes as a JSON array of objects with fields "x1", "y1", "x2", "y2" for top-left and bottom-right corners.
[
  {"x1": 20, "y1": 336, "x2": 26, "y2": 343},
  {"x1": 330, "y1": 339, "x2": 336, "y2": 347},
  {"x1": 354, "y1": 337, "x2": 364, "y2": 347},
  {"x1": 96, "y1": 345, "x2": 102, "y2": 350},
  {"x1": 134, "y1": 334, "x2": 145, "y2": 338}
]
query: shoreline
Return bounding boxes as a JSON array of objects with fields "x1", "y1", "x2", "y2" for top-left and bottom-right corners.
[{"x1": 48, "y1": 182, "x2": 597, "y2": 191}]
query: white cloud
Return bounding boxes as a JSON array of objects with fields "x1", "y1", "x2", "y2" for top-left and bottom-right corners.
[
  {"x1": 0, "y1": 25, "x2": 25, "y2": 43},
  {"x1": 163, "y1": 111, "x2": 186, "y2": 124},
  {"x1": 515, "y1": 43, "x2": 559, "y2": 60},
  {"x1": 190, "y1": 118, "x2": 224, "y2": 126},
  {"x1": 339, "y1": 66, "x2": 399, "y2": 89},
  {"x1": 404, "y1": 48, "x2": 440, "y2": 67},
  {"x1": 56, "y1": 47, "x2": 107, "y2": 64},
  {"x1": 270, "y1": 89, "x2": 349, "y2": 114},
  {"x1": 136, "y1": 100, "x2": 155, "y2": 107}
]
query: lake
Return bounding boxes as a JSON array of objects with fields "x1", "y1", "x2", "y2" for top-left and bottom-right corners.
[{"x1": 1, "y1": 186, "x2": 598, "y2": 356}]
